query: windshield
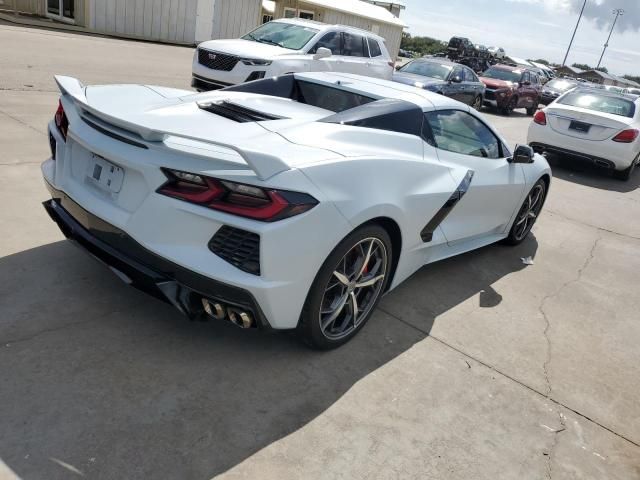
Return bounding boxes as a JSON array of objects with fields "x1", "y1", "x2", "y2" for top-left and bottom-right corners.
[
  {"x1": 546, "y1": 79, "x2": 577, "y2": 92},
  {"x1": 482, "y1": 68, "x2": 522, "y2": 83},
  {"x1": 243, "y1": 22, "x2": 319, "y2": 50},
  {"x1": 558, "y1": 92, "x2": 636, "y2": 118},
  {"x1": 399, "y1": 61, "x2": 452, "y2": 80}
]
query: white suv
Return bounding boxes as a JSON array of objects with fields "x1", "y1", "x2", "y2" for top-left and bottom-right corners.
[{"x1": 192, "y1": 19, "x2": 394, "y2": 90}]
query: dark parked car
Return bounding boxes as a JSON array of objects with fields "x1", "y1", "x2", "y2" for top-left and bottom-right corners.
[
  {"x1": 480, "y1": 64, "x2": 542, "y2": 115},
  {"x1": 447, "y1": 36, "x2": 474, "y2": 58},
  {"x1": 539, "y1": 78, "x2": 578, "y2": 105},
  {"x1": 393, "y1": 58, "x2": 485, "y2": 109},
  {"x1": 459, "y1": 56, "x2": 491, "y2": 75}
]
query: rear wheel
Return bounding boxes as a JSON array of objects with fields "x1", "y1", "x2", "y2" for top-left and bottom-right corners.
[
  {"x1": 298, "y1": 225, "x2": 392, "y2": 349},
  {"x1": 504, "y1": 179, "x2": 546, "y2": 245},
  {"x1": 613, "y1": 158, "x2": 637, "y2": 181}
]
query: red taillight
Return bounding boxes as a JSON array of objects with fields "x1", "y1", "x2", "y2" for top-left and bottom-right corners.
[
  {"x1": 533, "y1": 110, "x2": 547, "y2": 126},
  {"x1": 54, "y1": 99, "x2": 69, "y2": 140},
  {"x1": 612, "y1": 129, "x2": 639, "y2": 143},
  {"x1": 157, "y1": 169, "x2": 318, "y2": 222}
]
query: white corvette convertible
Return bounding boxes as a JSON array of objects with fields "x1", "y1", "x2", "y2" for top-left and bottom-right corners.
[{"x1": 42, "y1": 72, "x2": 551, "y2": 348}]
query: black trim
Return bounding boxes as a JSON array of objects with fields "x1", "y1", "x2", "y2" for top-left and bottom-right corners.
[
  {"x1": 198, "y1": 100, "x2": 284, "y2": 122},
  {"x1": 420, "y1": 170, "x2": 474, "y2": 242},
  {"x1": 191, "y1": 74, "x2": 233, "y2": 92},
  {"x1": 42, "y1": 183, "x2": 270, "y2": 328},
  {"x1": 81, "y1": 116, "x2": 149, "y2": 149},
  {"x1": 529, "y1": 143, "x2": 615, "y2": 169}
]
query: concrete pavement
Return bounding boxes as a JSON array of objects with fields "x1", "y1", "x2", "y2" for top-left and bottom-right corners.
[{"x1": 0, "y1": 22, "x2": 639, "y2": 480}]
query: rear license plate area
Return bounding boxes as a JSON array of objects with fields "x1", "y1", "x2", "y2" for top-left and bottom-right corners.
[
  {"x1": 569, "y1": 120, "x2": 591, "y2": 133},
  {"x1": 87, "y1": 154, "x2": 124, "y2": 193}
]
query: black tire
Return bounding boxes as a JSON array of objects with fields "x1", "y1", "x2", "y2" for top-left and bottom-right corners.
[
  {"x1": 504, "y1": 179, "x2": 547, "y2": 245},
  {"x1": 612, "y1": 157, "x2": 637, "y2": 181},
  {"x1": 502, "y1": 96, "x2": 518, "y2": 116},
  {"x1": 297, "y1": 224, "x2": 393, "y2": 350},
  {"x1": 472, "y1": 95, "x2": 483, "y2": 110},
  {"x1": 526, "y1": 103, "x2": 538, "y2": 116}
]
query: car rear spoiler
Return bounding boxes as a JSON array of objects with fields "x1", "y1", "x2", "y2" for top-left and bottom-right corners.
[{"x1": 54, "y1": 75, "x2": 291, "y2": 180}]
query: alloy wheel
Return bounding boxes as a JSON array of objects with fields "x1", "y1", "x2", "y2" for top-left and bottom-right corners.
[
  {"x1": 319, "y1": 237, "x2": 388, "y2": 340},
  {"x1": 513, "y1": 184, "x2": 544, "y2": 241}
]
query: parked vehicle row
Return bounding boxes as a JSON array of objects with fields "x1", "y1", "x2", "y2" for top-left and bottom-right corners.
[{"x1": 480, "y1": 64, "x2": 543, "y2": 115}]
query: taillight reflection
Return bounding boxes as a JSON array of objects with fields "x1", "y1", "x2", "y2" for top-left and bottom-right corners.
[{"x1": 54, "y1": 99, "x2": 69, "y2": 140}]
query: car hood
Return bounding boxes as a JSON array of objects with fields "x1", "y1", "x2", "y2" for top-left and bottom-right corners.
[
  {"x1": 392, "y1": 72, "x2": 445, "y2": 88},
  {"x1": 479, "y1": 77, "x2": 516, "y2": 89},
  {"x1": 196, "y1": 38, "x2": 296, "y2": 59}
]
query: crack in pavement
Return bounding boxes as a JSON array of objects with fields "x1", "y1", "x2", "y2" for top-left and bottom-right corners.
[
  {"x1": 540, "y1": 232, "x2": 602, "y2": 397},
  {"x1": 377, "y1": 307, "x2": 640, "y2": 449},
  {"x1": 0, "y1": 108, "x2": 47, "y2": 136},
  {"x1": 0, "y1": 87, "x2": 57, "y2": 93},
  {"x1": 546, "y1": 411, "x2": 567, "y2": 480},
  {"x1": 546, "y1": 209, "x2": 640, "y2": 241}
]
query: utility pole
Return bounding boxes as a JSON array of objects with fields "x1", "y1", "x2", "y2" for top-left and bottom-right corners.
[
  {"x1": 562, "y1": 0, "x2": 587, "y2": 66},
  {"x1": 597, "y1": 9, "x2": 624, "y2": 69}
]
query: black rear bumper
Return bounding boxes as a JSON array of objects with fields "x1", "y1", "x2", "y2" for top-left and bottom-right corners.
[
  {"x1": 42, "y1": 184, "x2": 268, "y2": 327},
  {"x1": 529, "y1": 143, "x2": 616, "y2": 169}
]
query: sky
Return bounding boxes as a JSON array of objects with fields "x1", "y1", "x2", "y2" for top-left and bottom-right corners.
[{"x1": 401, "y1": 0, "x2": 640, "y2": 77}]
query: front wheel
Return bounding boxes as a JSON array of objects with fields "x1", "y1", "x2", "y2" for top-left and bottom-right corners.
[
  {"x1": 472, "y1": 95, "x2": 483, "y2": 110},
  {"x1": 504, "y1": 179, "x2": 546, "y2": 245},
  {"x1": 502, "y1": 96, "x2": 518, "y2": 116},
  {"x1": 298, "y1": 225, "x2": 392, "y2": 349},
  {"x1": 526, "y1": 103, "x2": 538, "y2": 116}
]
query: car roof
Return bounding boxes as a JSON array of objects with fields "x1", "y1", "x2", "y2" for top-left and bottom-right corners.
[
  {"x1": 271, "y1": 18, "x2": 385, "y2": 40},
  {"x1": 490, "y1": 64, "x2": 532, "y2": 73},
  {"x1": 412, "y1": 57, "x2": 462, "y2": 67},
  {"x1": 295, "y1": 71, "x2": 464, "y2": 110}
]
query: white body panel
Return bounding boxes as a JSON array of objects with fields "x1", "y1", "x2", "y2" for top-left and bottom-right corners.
[{"x1": 43, "y1": 73, "x2": 551, "y2": 330}]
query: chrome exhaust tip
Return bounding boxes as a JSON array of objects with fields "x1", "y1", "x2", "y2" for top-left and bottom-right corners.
[
  {"x1": 228, "y1": 308, "x2": 254, "y2": 329},
  {"x1": 201, "y1": 298, "x2": 226, "y2": 320}
]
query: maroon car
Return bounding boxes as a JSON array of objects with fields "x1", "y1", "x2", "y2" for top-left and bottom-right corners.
[{"x1": 480, "y1": 64, "x2": 542, "y2": 116}]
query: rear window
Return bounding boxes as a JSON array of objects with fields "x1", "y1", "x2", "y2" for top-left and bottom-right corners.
[
  {"x1": 297, "y1": 81, "x2": 375, "y2": 112},
  {"x1": 558, "y1": 92, "x2": 636, "y2": 118},
  {"x1": 546, "y1": 79, "x2": 577, "y2": 92},
  {"x1": 368, "y1": 38, "x2": 382, "y2": 57}
]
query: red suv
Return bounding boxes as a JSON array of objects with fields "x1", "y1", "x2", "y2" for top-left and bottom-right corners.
[{"x1": 480, "y1": 64, "x2": 542, "y2": 116}]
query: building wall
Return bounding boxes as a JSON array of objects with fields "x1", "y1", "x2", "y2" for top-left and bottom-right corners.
[
  {"x1": 90, "y1": 0, "x2": 198, "y2": 43},
  {"x1": 8, "y1": 0, "x2": 86, "y2": 25},
  {"x1": 210, "y1": 0, "x2": 261, "y2": 40},
  {"x1": 274, "y1": 0, "x2": 403, "y2": 59}
]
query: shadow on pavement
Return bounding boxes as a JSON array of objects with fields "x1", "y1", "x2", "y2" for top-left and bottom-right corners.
[
  {"x1": 0, "y1": 235, "x2": 537, "y2": 479},
  {"x1": 546, "y1": 153, "x2": 640, "y2": 193}
]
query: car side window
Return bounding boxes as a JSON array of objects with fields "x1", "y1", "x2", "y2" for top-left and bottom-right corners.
[
  {"x1": 368, "y1": 38, "x2": 382, "y2": 57},
  {"x1": 522, "y1": 72, "x2": 530, "y2": 84},
  {"x1": 451, "y1": 66, "x2": 463, "y2": 81},
  {"x1": 425, "y1": 110, "x2": 502, "y2": 159},
  {"x1": 309, "y1": 31, "x2": 342, "y2": 55},
  {"x1": 343, "y1": 32, "x2": 367, "y2": 57},
  {"x1": 464, "y1": 68, "x2": 477, "y2": 82}
]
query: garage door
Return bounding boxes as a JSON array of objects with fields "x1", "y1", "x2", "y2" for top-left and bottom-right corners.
[{"x1": 92, "y1": 0, "x2": 198, "y2": 44}]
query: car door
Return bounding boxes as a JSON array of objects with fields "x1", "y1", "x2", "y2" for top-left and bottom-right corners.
[
  {"x1": 365, "y1": 37, "x2": 390, "y2": 79},
  {"x1": 446, "y1": 67, "x2": 466, "y2": 102},
  {"x1": 423, "y1": 109, "x2": 527, "y2": 245},
  {"x1": 307, "y1": 31, "x2": 344, "y2": 73},
  {"x1": 341, "y1": 32, "x2": 369, "y2": 75},
  {"x1": 462, "y1": 67, "x2": 479, "y2": 105}
]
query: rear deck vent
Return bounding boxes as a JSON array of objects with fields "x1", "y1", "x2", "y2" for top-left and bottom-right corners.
[
  {"x1": 209, "y1": 226, "x2": 261, "y2": 275},
  {"x1": 199, "y1": 101, "x2": 284, "y2": 123}
]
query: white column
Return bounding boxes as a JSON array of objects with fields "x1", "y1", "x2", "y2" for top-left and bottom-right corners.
[{"x1": 195, "y1": 0, "x2": 216, "y2": 43}]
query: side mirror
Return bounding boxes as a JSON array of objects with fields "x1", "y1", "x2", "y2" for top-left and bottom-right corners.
[
  {"x1": 395, "y1": 64, "x2": 402, "y2": 71},
  {"x1": 509, "y1": 144, "x2": 535, "y2": 164},
  {"x1": 450, "y1": 75, "x2": 463, "y2": 83},
  {"x1": 313, "y1": 47, "x2": 332, "y2": 60}
]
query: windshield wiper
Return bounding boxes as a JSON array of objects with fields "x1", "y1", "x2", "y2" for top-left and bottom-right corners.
[{"x1": 256, "y1": 38, "x2": 284, "y2": 48}]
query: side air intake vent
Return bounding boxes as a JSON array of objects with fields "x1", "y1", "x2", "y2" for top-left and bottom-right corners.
[
  {"x1": 209, "y1": 226, "x2": 261, "y2": 275},
  {"x1": 198, "y1": 101, "x2": 285, "y2": 123}
]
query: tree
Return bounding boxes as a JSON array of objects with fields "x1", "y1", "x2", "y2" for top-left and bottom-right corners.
[
  {"x1": 530, "y1": 58, "x2": 550, "y2": 66},
  {"x1": 572, "y1": 63, "x2": 592, "y2": 71},
  {"x1": 400, "y1": 33, "x2": 447, "y2": 56},
  {"x1": 623, "y1": 75, "x2": 640, "y2": 84},
  {"x1": 595, "y1": 66, "x2": 609, "y2": 73}
]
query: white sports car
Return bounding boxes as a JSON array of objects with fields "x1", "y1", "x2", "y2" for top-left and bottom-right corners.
[
  {"x1": 528, "y1": 87, "x2": 640, "y2": 180},
  {"x1": 42, "y1": 72, "x2": 551, "y2": 348}
]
